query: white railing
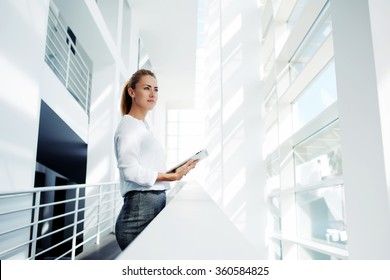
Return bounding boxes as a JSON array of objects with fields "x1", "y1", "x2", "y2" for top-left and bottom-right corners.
[
  {"x1": 44, "y1": 4, "x2": 92, "y2": 115},
  {"x1": 0, "y1": 182, "x2": 122, "y2": 260}
]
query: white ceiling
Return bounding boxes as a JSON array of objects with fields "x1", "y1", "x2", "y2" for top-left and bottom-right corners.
[
  {"x1": 128, "y1": 0, "x2": 199, "y2": 108},
  {"x1": 54, "y1": 0, "x2": 199, "y2": 108}
]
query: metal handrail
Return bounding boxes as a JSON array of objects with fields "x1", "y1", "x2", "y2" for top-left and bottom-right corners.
[{"x1": 0, "y1": 181, "x2": 121, "y2": 260}]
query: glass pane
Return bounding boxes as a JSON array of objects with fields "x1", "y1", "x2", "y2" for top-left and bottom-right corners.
[
  {"x1": 292, "y1": 60, "x2": 337, "y2": 131},
  {"x1": 166, "y1": 149, "x2": 178, "y2": 166},
  {"x1": 292, "y1": 61, "x2": 337, "y2": 132},
  {"x1": 179, "y1": 122, "x2": 204, "y2": 136},
  {"x1": 167, "y1": 110, "x2": 179, "y2": 122},
  {"x1": 294, "y1": 122, "x2": 342, "y2": 187},
  {"x1": 167, "y1": 123, "x2": 178, "y2": 135},
  {"x1": 264, "y1": 123, "x2": 278, "y2": 156},
  {"x1": 266, "y1": 151, "x2": 280, "y2": 191},
  {"x1": 290, "y1": 3, "x2": 332, "y2": 81},
  {"x1": 266, "y1": 155, "x2": 279, "y2": 179},
  {"x1": 296, "y1": 185, "x2": 347, "y2": 247},
  {"x1": 287, "y1": 0, "x2": 309, "y2": 32},
  {"x1": 166, "y1": 136, "x2": 178, "y2": 149},
  {"x1": 268, "y1": 195, "x2": 281, "y2": 232},
  {"x1": 264, "y1": 51, "x2": 275, "y2": 78},
  {"x1": 298, "y1": 246, "x2": 341, "y2": 260},
  {"x1": 270, "y1": 239, "x2": 282, "y2": 260},
  {"x1": 264, "y1": 89, "x2": 277, "y2": 115}
]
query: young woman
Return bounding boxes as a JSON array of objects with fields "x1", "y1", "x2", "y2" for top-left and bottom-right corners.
[{"x1": 114, "y1": 69, "x2": 197, "y2": 250}]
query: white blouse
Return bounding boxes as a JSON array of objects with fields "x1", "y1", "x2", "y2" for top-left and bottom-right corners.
[{"x1": 114, "y1": 115, "x2": 169, "y2": 196}]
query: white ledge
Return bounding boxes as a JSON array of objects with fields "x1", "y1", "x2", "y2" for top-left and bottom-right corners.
[{"x1": 116, "y1": 181, "x2": 260, "y2": 260}]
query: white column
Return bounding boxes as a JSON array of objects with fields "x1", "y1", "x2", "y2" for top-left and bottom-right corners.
[
  {"x1": 220, "y1": 0, "x2": 266, "y2": 257},
  {"x1": 368, "y1": 0, "x2": 390, "y2": 221},
  {"x1": 332, "y1": 0, "x2": 390, "y2": 259},
  {"x1": 204, "y1": 0, "x2": 224, "y2": 204}
]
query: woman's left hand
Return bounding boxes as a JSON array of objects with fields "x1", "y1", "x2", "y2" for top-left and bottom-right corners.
[
  {"x1": 156, "y1": 160, "x2": 198, "y2": 182},
  {"x1": 174, "y1": 159, "x2": 198, "y2": 180}
]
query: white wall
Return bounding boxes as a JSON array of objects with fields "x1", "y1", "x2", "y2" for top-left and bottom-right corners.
[
  {"x1": 0, "y1": 0, "x2": 50, "y2": 259},
  {"x1": 203, "y1": 0, "x2": 266, "y2": 258},
  {"x1": 0, "y1": 0, "x2": 141, "y2": 258},
  {"x1": 0, "y1": 0, "x2": 50, "y2": 191},
  {"x1": 96, "y1": 0, "x2": 121, "y2": 44}
]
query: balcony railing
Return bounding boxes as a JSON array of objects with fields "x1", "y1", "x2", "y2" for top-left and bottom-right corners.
[
  {"x1": 44, "y1": 4, "x2": 92, "y2": 115},
  {"x1": 0, "y1": 182, "x2": 121, "y2": 260}
]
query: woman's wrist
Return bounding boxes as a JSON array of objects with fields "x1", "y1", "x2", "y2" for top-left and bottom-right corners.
[{"x1": 157, "y1": 172, "x2": 177, "y2": 182}]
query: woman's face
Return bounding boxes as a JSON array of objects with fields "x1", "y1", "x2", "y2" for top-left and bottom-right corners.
[{"x1": 129, "y1": 75, "x2": 158, "y2": 110}]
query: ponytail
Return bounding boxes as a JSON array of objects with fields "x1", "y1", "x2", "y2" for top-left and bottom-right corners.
[{"x1": 120, "y1": 81, "x2": 132, "y2": 115}]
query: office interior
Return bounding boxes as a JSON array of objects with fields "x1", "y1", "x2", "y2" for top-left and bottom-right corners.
[{"x1": 0, "y1": 0, "x2": 390, "y2": 260}]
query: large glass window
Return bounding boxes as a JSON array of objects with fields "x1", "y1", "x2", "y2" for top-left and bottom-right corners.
[
  {"x1": 261, "y1": 0, "x2": 345, "y2": 260},
  {"x1": 294, "y1": 122, "x2": 346, "y2": 247},
  {"x1": 296, "y1": 185, "x2": 347, "y2": 247},
  {"x1": 166, "y1": 109, "x2": 205, "y2": 171}
]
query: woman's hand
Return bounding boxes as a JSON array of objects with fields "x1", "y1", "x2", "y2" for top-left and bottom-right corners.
[
  {"x1": 173, "y1": 159, "x2": 198, "y2": 180},
  {"x1": 157, "y1": 160, "x2": 198, "y2": 182}
]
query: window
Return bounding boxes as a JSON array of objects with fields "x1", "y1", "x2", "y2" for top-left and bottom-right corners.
[
  {"x1": 261, "y1": 0, "x2": 347, "y2": 260},
  {"x1": 294, "y1": 122, "x2": 346, "y2": 249},
  {"x1": 296, "y1": 185, "x2": 347, "y2": 246},
  {"x1": 294, "y1": 121, "x2": 342, "y2": 187},
  {"x1": 292, "y1": 60, "x2": 337, "y2": 132},
  {"x1": 298, "y1": 247, "x2": 342, "y2": 260},
  {"x1": 290, "y1": 4, "x2": 332, "y2": 82},
  {"x1": 289, "y1": 2, "x2": 332, "y2": 82},
  {"x1": 287, "y1": 0, "x2": 309, "y2": 32},
  {"x1": 166, "y1": 109, "x2": 205, "y2": 171}
]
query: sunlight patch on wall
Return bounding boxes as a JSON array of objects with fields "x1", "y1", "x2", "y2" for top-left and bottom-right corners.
[
  {"x1": 90, "y1": 84, "x2": 113, "y2": 113},
  {"x1": 0, "y1": 52, "x2": 40, "y2": 118},
  {"x1": 224, "y1": 167, "x2": 246, "y2": 206},
  {"x1": 87, "y1": 156, "x2": 110, "y2": 184},
  {"x1": 222, "y1": 14, "x2": 242, "y2": 47}
]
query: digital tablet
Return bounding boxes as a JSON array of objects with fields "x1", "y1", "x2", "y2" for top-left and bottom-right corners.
[{"x1": 166, "y1": 149, "x2": 209, "y2": 173}]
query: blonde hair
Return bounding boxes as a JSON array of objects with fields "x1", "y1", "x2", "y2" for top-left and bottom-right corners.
[{"x1": 120, "y1": 69, "x2": 156, "y2": 115}]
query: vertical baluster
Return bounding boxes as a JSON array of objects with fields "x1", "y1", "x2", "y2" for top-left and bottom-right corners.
[
  {"x1": 65, "y1": 36, "x2": 71, "y2": 90},
  {"x1": 85, "y1": 71, "x2": 90, "y2": 115},
  {"x1": 97, "y1": 185, "x2": 102, "y2": 245},
  {"x1": 71, "y1": 187, "x2": 80, "y2": 260},
  {"x1": 112, "y1": 184, "x2": 117, "y2": 233},
  {"x1": 30, "y1": 191, "x2": 41, "y2": 260}
]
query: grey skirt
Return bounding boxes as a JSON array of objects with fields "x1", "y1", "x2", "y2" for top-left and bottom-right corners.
[{"x1": 115, "y1": 190, "x2": 166, "y2": 250}]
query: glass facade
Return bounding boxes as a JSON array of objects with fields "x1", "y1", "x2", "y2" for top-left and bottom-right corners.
[{"x1": 261, "y1": 0, "x2": 347, "y2": 259}]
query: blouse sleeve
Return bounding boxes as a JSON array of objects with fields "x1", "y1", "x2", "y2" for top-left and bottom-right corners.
[{"x1": 115, "y1": 122, "x2": 158, "y2": 187}]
